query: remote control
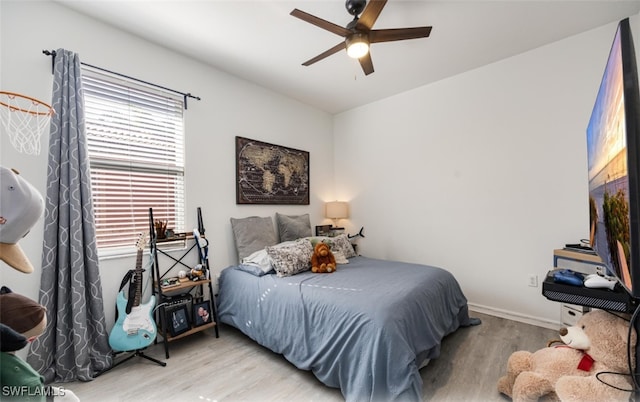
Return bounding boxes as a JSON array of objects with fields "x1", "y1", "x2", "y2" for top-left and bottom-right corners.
[
  {"x1": 553, "y1": 269, "x2": 584, "y2": 286},
  {"x1": 583, "y1": 274, "x2": 616, "y2": 290}
]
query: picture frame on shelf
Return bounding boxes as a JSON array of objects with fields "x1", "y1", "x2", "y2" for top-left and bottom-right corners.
[
  {"x1": 315, "y1": 225, "x2": 331, "y2": 236},
  {"x1": 192, "y1": 300, "x2": 213, "y2": 327},
  {"x1": 167, "y1": 305, "x2": 190, "y2": 336}
]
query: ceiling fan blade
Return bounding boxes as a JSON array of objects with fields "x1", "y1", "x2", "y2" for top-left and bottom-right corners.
[
  {"x1": 290, "y1": 9, "x2": 351, "y2": 37},
  {"x1": 355, "y1": 0, "x2": 388, "y2": 31},
  {"x1": 369, "y1": 27, "x2": 432, "y2": 43},
  {"x1": 359, "y1": 52, "x2": 374, "y2": 76},
  {"x1": 302, "y1": 42, "x2": 347, "y2": 66}
]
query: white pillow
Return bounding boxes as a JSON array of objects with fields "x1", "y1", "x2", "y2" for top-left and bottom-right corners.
[
  {"x1": 332, "y1": 250, "x2": 349, "y2": 264},
  {"x1": 242, "y1": 248, "x2": 273, "y2": 274}
]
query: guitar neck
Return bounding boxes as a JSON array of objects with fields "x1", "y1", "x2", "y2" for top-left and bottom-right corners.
[{"x1": 133, "y1": 249, "x2": 143, "y2": 307}]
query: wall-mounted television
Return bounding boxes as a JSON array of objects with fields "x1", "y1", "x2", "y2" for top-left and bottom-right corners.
[{"x1": 587, "y1": 18, "x2": 640, "y2": 299}]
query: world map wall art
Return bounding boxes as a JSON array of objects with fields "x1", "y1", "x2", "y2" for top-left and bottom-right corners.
[{"x1": 236, "y1": 136, "x2": 310, "y2": 205}]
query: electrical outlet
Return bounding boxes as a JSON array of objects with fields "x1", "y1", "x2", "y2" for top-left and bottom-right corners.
[{"x1": 528, "y1": 274, "x2": 538, "y2": 287}]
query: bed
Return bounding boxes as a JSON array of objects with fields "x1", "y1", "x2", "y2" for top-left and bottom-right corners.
[{"x1": 218, "y1": 215, "x2": 475, "y2": 401}]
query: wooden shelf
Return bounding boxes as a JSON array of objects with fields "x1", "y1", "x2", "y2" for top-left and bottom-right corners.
[
  {"x1": 159, "y1": 278, "x2": 211, "y2": 293},
  {"x1": 156, "y1": 233, "x2": 199, "y2": 241},
  {"x1": 165, "y1": 322, "x2": 216, "y2": 342},
  {"x1": 553, "y1": 248, "x2": 602, "y2": 263}
]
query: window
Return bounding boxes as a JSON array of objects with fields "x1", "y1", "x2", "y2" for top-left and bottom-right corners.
[{"x1": 83, "y1": 67, "x2": 185, "y2": 252}]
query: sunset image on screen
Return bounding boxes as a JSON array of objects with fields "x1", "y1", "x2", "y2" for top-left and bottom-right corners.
[{"x1": 587, "y1": 27, "x2": 632, "y2": 290}]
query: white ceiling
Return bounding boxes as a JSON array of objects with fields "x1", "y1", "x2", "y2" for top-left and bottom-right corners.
[{"x1": 54, "y1": 0, "x2": 640, "y2": 114}]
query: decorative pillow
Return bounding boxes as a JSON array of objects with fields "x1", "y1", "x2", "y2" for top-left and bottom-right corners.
[
  {"x1": 266, "y1": 239, "x2": 313, "y2": 277},
  {"x1": 275, "y1": 213, "x2": 312, "y2": 242},
  {"x1": 236, "y1": 264, "x2": 271, "y2": 277},
  {"x1": 241, "y1": 248, "x2": 273, "y2": 274},
  {"x1": 333, "y1": 250, "x2": 349, "y2": 264},
  {"x1": 305, "y1": 236, "x2": 332, "y2": 247},
  {"x1": 330, "y1": 234, "x2": 357, "y2": 258},
  {"x1": 230, "y1": 216, "x2": 278, "y2": 261}
]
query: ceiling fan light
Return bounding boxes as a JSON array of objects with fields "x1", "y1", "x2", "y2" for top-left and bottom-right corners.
[{"x1": 346, "y1": 34, "x2": 369, "y2": 59}]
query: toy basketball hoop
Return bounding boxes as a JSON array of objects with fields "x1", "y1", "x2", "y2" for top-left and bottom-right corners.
[{"x1": 0, "y1": 91, "x2": 53, "y2": 155}]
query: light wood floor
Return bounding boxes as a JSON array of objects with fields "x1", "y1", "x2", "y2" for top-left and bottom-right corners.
[{"x1": 61, "y1": 312, "x2": 558, "y2": 401}]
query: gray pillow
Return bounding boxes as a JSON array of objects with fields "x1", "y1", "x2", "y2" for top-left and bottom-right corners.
[
  {"x1": 230, "y1": 216, "x2": 278, "y2": 261},
  {"x1": 275, "y1": 213, "x2": 312, "y2": 242}
]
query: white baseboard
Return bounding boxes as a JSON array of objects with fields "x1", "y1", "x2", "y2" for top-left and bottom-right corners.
[{"x1": 468, "y1": 303, "x2": 562, "y2": 330}]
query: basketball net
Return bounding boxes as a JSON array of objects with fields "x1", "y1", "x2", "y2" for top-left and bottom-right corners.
[{"x1": 0, "y1": 91, "x2": 53, "y2": 155}]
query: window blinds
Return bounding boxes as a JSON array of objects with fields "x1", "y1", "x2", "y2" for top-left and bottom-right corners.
[{"x1": 83, "y1": 68, "x2": 185, "y2": 251}]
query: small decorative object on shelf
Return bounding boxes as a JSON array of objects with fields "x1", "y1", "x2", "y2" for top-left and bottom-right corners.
[
  {"x1": 160, "y1": 277, "x2": 180, "y2": 289},
  {"x1": 190, "y1": 264, "x2": 206, "y2": 281},
  {"x1": 155, "y1": 219, "x2": 168, "y2": 239}
]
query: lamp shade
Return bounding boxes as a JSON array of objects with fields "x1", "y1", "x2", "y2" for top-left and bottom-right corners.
[{"x1": 325, "y1": 201, "x2": 349, "y2": 219}]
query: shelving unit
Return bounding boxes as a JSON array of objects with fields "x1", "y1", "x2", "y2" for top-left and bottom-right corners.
[{"x1": 149, "y1": 207, "x2": 219, "y2": 359}]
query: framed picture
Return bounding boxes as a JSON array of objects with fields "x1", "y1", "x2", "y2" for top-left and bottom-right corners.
[
  {"x1": 192, "y1": 300, "x2": 213, "y2": 327},
  {"x1": 236, "y1": 136, "x2": 310, "y2": 205},
  {"x1": 167, "y1": 305, "x2": 190, "y2": 337},
  {"x1": 315, "y1": 225, "x2": 332, "y2": 236}
]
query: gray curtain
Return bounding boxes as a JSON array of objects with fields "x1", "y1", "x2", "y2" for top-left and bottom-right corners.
[{"x1": 27, "y1": 48, "x2": 112, "y2": 383}]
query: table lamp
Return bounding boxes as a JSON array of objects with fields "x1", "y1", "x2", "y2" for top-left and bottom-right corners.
[{"x1": 325, "y1": 201, "x2": 349, "y2": 228}]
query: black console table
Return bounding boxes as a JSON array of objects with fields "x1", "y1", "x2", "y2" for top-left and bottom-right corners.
[{"x1": 542, "y1": 270, "x2": 637, "y2": 313}]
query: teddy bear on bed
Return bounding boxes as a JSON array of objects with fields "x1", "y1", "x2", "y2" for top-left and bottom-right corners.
[
  {"x1": 497, "y1": 309, "x2": 635, "y2": 402},
  {"x1": 311, "y1": 242, "x2": 336, "y2": 273}
]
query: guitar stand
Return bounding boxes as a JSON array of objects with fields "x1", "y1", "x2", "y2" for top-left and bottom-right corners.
[{"x1": 109, "y1": 349, "x2": 167, "y2": 371}]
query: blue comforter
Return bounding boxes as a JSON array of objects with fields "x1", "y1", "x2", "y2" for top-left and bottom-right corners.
[{"x1": 217, "y1": 256, "x2": 472, "y2": 401}]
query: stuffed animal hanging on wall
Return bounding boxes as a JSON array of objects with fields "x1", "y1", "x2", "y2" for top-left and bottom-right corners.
[{"x1": 0, "y1": 166, "x2": 45, "y2": 274}]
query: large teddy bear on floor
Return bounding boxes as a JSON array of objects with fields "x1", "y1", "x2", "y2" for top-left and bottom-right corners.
[{"x1": 497, "y1": 309, "x2": 635, "y2": 402}]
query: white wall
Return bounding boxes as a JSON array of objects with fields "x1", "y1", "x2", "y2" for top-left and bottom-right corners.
[
  {"x1": 334, "y1": 14, "x2": 640, "y2": 326},
  {"x1": 0, "y1": 1, "x2": 334, "y2": 328}
]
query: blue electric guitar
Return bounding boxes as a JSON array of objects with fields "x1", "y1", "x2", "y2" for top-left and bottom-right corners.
[{"x1": 109, "y1": 234, "x2": 157, "y2": 352}]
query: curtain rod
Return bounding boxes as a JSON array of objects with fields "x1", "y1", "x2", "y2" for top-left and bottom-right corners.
[{"x1": 42, "y1": 49, "x2": 200, "y2": 110}]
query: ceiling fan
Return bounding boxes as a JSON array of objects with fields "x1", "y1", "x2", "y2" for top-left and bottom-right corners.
[{"x1": 290, "y1": 0, "x2": 432, "y2": 76}]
